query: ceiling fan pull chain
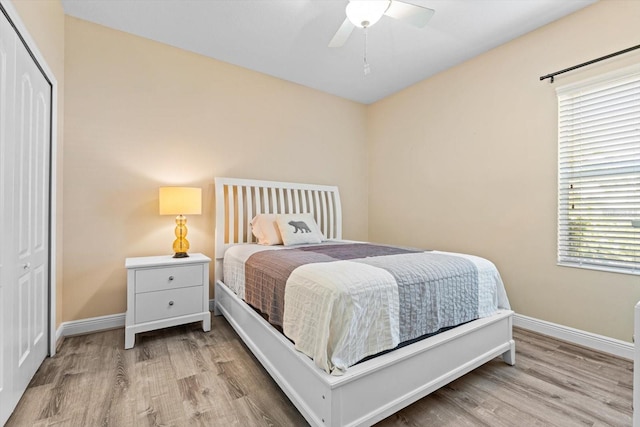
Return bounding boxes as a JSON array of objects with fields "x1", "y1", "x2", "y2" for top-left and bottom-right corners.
[{"x1": 364, "y1": 26, "x2": 371, "y2": 75}]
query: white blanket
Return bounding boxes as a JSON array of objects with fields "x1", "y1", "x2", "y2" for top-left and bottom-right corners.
[{"x1": 283, "y1": 261, "x2": 400, "y2": 375}]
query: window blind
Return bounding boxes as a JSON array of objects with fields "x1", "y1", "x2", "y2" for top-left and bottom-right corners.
[{"x1": 557, "y1": 66, "x2": 640, "y2": 275}]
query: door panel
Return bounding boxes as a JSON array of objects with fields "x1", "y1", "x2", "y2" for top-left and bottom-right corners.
[
  {"x1": 17, "y1": 273, "x2": 31, "y2": 367},
  {"x1": 0, "y1": 19, "x2": 6, "y2": 414},
  {"x1": 34, "y1": 264, "x2": 46, "y2": 346},
  {"x1": 32, "y1": 93, "x2": 48, "y2": 355},
  {"x1": 0, "y1": 8, "x2": 16, "y2": 425},
  {"x1": 0, "y1": 7, "x2": 51, "y2": 425},
  {"x1": 13, "y1": 19, "x2": 50, "y2": 395},
  {"x1": 35, "y1": 93, "x2": 47, "y2": 252},
  {"x1": 17, "y1": 73, "x2": 32, "y2": 261}
]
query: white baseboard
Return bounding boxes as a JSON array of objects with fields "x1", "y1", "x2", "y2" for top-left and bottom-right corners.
[
  {"x1": 58, "y1": 312, "x2": 126, "y2": 338},
  {"x1": 513, "y1": 313, "x2": 633, "y2": 360},
  {"x1": 55, "y1": 302, "x2": 218, "y2": 341},
  {"x1": 53, "y1": 308, "x2": 632, "y2": 361},
  {"x1": 55, "y1": 323, "x2": 64, "y2": 342}
]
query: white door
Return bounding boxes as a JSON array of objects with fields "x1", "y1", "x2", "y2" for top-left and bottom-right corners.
[
  {"x1": 0, "y1": 8, "x2": 51, "y2": 425},
  {"x1": 0, "y1": 7, "x2": 17, "y2": 424},
  {"x1": 13, "y1": 4, "x2": 51, "y2": 396}
]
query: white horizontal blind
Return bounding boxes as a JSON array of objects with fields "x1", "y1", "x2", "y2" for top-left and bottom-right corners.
[{"x1": 557, "y1": 66, "x2": 640, "y2": 275}]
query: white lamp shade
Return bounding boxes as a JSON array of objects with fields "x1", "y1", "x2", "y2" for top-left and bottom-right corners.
[
  {"x1": 346, "y1": 0, "x2": 390, "y2": 28},
  {"x1": 159, "y1": 187, "x2": 202, "y2": 215}
]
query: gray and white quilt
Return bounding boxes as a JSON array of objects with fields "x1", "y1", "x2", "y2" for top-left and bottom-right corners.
[{"x1": 223, "y1": 241, "x2": 510, "y2": 375}]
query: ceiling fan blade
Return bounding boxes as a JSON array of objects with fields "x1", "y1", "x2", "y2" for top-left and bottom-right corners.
[
  {"x1": 384, "y1": 1, "x2": 435, "y2": 28},
  {"x1": 328, "y1": 18, "x2": 355, "y2": 48}
]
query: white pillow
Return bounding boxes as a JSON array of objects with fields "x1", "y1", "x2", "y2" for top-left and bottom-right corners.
[
  {"x1": 251, "y1": 214, "x2": 283, "y2": 245},
  {"x1": 276, "y1": 213, "x2": 324, "y2": 246}
]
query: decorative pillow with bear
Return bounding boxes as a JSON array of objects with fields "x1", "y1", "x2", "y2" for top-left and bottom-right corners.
[
  {"x1": 250, "y1": 214, "x2": 283, "y2": 245},
  {"x1": 275, "y1": 213, "x2": 324, "y2": 246}
]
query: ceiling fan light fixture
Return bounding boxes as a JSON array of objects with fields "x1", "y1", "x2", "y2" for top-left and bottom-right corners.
[{"x1": 345, "y1": 0, "x2": 390, "y2": 28}]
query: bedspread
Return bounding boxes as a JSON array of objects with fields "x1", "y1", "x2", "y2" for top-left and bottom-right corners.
[{"x1": 223, "y1": 242, "x2": 510, "y2": 375}]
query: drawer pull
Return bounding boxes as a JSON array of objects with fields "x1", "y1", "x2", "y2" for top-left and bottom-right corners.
[
  {"x1": 168, "y1": 301, "x2": 174, "y2": 306},
  {"x1": 168, "y1": 276, "x2": 175, "y2": 281}
]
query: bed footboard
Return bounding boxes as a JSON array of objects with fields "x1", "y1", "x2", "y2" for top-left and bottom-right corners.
[{"x1": 215, "y1": 280, "x2": 515, "y2": 427}]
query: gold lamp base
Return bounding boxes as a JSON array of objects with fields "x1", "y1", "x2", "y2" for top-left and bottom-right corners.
[
  {"x1": 173, "y1": 252, "x2": 189, "y2": 258},
  {"x1": 172, "y1": 214, "x2": 190, "y2": 258}
]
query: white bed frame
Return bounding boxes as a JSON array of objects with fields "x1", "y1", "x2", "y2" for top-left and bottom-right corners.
[{"x1": 213, "y1": 177, "x2": 515, "y2": 427}]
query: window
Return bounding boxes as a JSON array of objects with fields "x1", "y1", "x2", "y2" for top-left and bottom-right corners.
[{"x1": 557, "y1": 65, "x2": 640, "y2": 275}]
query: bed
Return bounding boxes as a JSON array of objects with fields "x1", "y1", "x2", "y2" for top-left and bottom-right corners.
[{"x1": 213, "y1": 177, "x2": 515, "y2": 427}]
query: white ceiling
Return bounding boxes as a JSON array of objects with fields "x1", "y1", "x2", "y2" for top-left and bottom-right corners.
[{"x1": 61, "y1": 0, "x2": 597, "y2": 104}]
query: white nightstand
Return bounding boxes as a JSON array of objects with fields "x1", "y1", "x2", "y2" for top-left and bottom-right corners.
[{"x1": 124, "y1": 253, "x2": 212, "y2": 349}]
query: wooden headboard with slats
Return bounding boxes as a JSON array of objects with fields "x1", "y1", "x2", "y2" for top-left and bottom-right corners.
[{"x1": 214, "y1": 177, "x2": 342, "y2": 281}]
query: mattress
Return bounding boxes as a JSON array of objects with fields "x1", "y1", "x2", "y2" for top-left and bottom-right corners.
[{"x1": 223, "y1": 241, "x2": 510, "y2": 375}]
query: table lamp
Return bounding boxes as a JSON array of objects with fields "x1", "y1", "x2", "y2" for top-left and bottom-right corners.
[{"x1": 159, "y1": 187, "x2": 202, "y2": 258}]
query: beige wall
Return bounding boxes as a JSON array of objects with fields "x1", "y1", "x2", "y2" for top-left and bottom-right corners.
[
  {"x1": 63, "y1": 17, "x2": 368, "y2": 321},
  {"x1": 368, "y1": 0, "x2": 640, "y2": 342},
  {"x1": 10, "y1": 0, "x2": 65, "y2": 327},
  {"x1": 24, "y1": 0, "x2": 637, "y2": 342}
]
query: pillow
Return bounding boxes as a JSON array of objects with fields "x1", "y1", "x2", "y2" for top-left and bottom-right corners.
[
  {"x1": 251, "y1": 214, "x2": 283, "y2": 245},
  {"x1": 276, "y1": 213, "x2": 324, "y2": 246}
]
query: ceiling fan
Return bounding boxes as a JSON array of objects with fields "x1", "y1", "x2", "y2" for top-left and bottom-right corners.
[{"x1": 328, "y1": 0, "x2": 435, "y2": 48}]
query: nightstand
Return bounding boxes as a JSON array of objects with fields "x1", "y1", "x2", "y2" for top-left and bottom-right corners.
[{"x1": 124, "y1": 253, "x2": 211, "y2": 349}]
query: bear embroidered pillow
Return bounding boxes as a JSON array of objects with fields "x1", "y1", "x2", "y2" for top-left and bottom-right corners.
[{"x1": 275, "y1": 213, "x2": 324, "y2": 246}]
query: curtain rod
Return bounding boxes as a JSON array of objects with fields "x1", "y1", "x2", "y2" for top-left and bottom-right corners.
[{"x1": 539, "y1": 44, "x2": 640, "y2": 83}]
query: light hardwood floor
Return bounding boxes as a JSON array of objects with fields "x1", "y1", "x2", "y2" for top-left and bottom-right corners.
[{"x1": 7, "y1": 316, "x2": 633, "y2": 426}]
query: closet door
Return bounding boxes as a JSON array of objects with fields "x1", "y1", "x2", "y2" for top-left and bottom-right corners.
[
  {"x1": 13, "y1": 7, "x2": 50, "y2": 395},
  {"x1": 0, "y1": 8, "x2": 51, "y2": 425},
  {"x1": 0, "y1": 8, "x2": 17, "y2": 424}
]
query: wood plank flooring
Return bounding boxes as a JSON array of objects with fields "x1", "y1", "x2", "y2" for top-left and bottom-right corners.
[{"x1": 7, "y1": 316, "x2": 632, "y2": 426}]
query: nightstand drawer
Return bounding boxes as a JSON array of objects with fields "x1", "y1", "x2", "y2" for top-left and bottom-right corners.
[
  {"x1": 135, "y1": 286, "x2": 203, "y2": 323},
  {"x1": 135, "y1": 264, "x2": 203, "y2": 294}
]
